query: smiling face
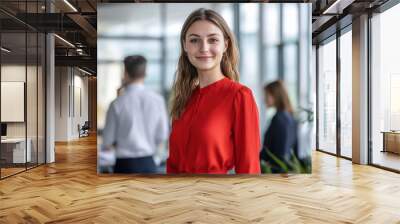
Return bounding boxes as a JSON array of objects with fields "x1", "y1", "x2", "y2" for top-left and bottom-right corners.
[{"x1": 183, "y1": 20, "x2": 228, "y2": 72}]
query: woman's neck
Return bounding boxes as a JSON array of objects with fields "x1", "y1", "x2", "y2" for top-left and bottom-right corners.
[{"x1": 197, "y1": 67, "x2": 225, "y2": 88}]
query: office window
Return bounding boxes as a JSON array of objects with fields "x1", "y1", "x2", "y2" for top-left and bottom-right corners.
[
  {"x1": 98, "y1": 39, "x2": 161, "y2": 62},
  {"x1": 261, "y1": 4, "x2": 308, "y2": 137},
  {"x1": 371, "y1": 3, "x2": 400, "y2": 171},
  {"x1": 283, "y1": 4, "x2": 299, "y2": 42},
  {"x1": 215, "y1": 4, "x2": 234, "y2": 31},
  {"x1": 144, "y1": 62, "x2": 162, "y2": 93},
  {"x1": 339, "y1": 29, "x2": 352, "y2": 158},
  {"x1": 263, "y1": 4, "x2": 280, "y2": 46},
  {"x1": 98, "y1": 4, "x2": 162, "y2": 37},
  {"x1": 311, "y1": 46, "x2": 317, "y2": 151},
  {"x1": 283, "y1": 43, "x2": 298, "y2": 109},
  {"x1": 97, "y1": 63, "x2": 123, "y2": 129},
  {"x1": 264, "y1": 47, "x2": 279, "y2": 83},
  {"x1": 298, "y1": 5, "x2": 313, "y2": 160},
  {"x1": 165, "y1": 35, "x2": 179, "y2": 90},
  {"x1": 318, "y1": 37, "x2": 337, "y2": 154},
  {"x1": 263, "y1": 4, "x2": 280, "y2": 83},
  {"x1": 240, "y1": 3, "x2": 261, "y2": 111},
  {"x1": 282, "y1": 4, "x2": 300, "y2": 109}
]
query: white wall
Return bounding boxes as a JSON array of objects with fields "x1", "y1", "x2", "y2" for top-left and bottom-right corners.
[
  {"x1": 72, "y1": 73, "x2": 89, "y2": 138},
  {"x1": 55, "y1": 67, "x2": 68, "y2": 141},
  {"x1": 1, "y1": 65, "x2": 26, "y2": 138},
  {"x1": 55, "y1": 67, "x2": 89, "y2": 141},
  {"x1": 1, "y1": 64, "x2": 46, "y2": 163},
  {"x1": 1, "y1": 65, "x2": 36, "y2": 137}
]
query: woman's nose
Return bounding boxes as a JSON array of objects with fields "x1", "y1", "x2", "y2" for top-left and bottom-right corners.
[{"x1": 199, "y1": 39, "x2": 210, "y2": 52}]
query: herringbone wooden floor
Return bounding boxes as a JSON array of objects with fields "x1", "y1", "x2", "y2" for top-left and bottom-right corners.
[{"x1": 1, "y1": 135, "x2": 400, "y2": 223}]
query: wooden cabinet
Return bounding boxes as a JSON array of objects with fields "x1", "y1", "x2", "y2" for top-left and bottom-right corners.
[{"x1": 382, "y1": 132, "x2": 400, "y2": 154}]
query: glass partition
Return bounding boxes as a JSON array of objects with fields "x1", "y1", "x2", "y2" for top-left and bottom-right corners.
[
  {"x1": 1, "y1": 30, "x2": 28, "y2": 177},
  {"x1": 371, "y1": 3, "x2": 400, "y2": 171},
  {"x1": 339, "y1": 29, "x2": 352, "y2": 158},
  {"x1": 317, "y1": 37, "x2": 337, "y2": 154},
  {"x1": 0, "y1": 2, "x2": 46, "y2": 178}
]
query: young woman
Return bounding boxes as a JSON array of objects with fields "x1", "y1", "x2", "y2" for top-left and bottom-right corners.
[
  {"x1": 259, "y1": 80, "x2": 298, "y2": 173},
  {"x1": 167, "y1": 8, "x2": 260, "y2": 174}
]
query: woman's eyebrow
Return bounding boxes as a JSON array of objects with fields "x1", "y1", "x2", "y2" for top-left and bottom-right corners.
[
  {"x1": 188, "y1": 33, "x2": 221, "y2": 37},
  {"x1": 207, "y1": 33, "x2": 220, "y2": 37}
]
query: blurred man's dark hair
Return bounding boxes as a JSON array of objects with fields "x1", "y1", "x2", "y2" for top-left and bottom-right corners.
[{"x1": 124, "y1": 55, "x2": 147, "y2": 79}]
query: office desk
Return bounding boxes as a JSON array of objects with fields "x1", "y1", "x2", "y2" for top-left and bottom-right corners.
[
  {"x1": 382, "y1": 131, "x2": 400, "y2": 154},
  {"x1": 1, "y1": 138, "x2": 31, "y2": 164}
]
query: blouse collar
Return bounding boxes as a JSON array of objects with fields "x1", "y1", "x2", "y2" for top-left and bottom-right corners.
[{"x1": 198, "y1": 77, "x2": 229, "y2": 94}]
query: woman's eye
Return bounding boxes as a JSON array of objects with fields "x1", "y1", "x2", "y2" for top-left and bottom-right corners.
[
  {"x1": 209, "y1": 38, "x2": 218, "y2": 43},
  {"x1": 190, "y1": 39, "x2": 198, "y2": 43}
]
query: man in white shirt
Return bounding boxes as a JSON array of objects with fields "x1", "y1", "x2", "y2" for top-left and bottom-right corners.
[{"x1": 102, "y1": 55, "x2": 169, "y2": 173}]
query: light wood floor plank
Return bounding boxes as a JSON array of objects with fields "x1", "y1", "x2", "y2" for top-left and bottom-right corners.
[{"x1": 0, "y1": 135, "x2": 400, "y2": 223}]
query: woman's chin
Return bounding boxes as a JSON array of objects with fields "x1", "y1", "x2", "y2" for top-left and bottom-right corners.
[{"x1": 194, "y1": 63, "x2": 217, "y2": 71}]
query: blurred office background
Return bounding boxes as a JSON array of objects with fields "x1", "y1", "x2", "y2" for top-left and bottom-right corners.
[{"x1": 97, "y1": 3, "x2": 313, "y2": 173}]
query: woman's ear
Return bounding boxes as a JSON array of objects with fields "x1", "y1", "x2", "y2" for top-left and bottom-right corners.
[{"x1": 224, "y1": 39, "x2": 228, "y2": 52}]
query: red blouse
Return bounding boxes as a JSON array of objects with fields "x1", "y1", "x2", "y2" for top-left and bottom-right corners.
[{"x1": 167, "y1": 77, "x2": 261, "y2": 174}]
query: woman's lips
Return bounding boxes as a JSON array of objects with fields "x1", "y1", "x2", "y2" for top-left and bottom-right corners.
[{"x1": 196, "y1": 56, "x2": 213, "y2": 61}]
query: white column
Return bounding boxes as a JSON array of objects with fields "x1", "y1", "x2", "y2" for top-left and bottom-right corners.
[
  {"x1": 352, "y1": 14, "x2": 369, "y2": 164},
  {"x1": 45, "y1": 1, "x2": 55, "y2": 163},
  {"x1": 46, "y1": 33, "x2": 55, "y2": 163},
  {"x1": 55, "y1": 67, "x2": 74, "y2": 141}
]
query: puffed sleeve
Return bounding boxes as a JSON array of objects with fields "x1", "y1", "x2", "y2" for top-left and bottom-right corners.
[{"x1": 233, "y1": 87, "x2": 261, "y2": 174}]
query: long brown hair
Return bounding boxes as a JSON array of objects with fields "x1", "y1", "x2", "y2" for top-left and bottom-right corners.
[
  {"x1": 264, "y1": 80, "x2": 294, "y2": 114},
  {"x1": 170, "y1": 8, "x2": 239, "y2": 119}
]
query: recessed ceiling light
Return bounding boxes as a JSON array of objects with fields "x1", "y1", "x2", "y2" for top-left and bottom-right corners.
[
  {"x1": 63, "y1": 0, "x2": 78, "y2": 12},
  {"x1": 322, "y1": 0, "x2": 354, "y2": 15},
  {"x1": 54, "y1": 34, "x2": 75, "y2": 48},
  {"x1": 1, "y1": 47, "x2": 11, "y2": 53},
  {"x1": 78, "y1": 67, "x2": 92, "y2": 76}
]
